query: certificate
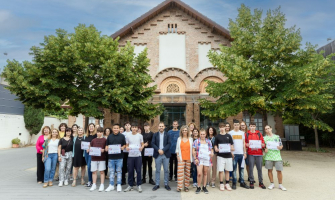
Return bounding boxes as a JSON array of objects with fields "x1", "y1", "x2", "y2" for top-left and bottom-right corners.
[
  {"x1": 108, "y1": 144, "x2": 121, "y2": 154},
  {"x1": 129, "y1": 144, "x2": 141, "y2": 156},
  {"x1": 267, "y1": 141, "x2": 279, "y2": 150},
  {"x1": 144, "y1": 148, "x2": 154, "y2": 156},
  {"x1": 218, "y1": 144, "x2": 231, "y2": 153},
  {"x1": 81, "y1": 141, "x2": 90, "y2": 150},
  {"x1": 249, "y1": 140, "x2": 262, "y2": 149},
  {"x1": 89, "y1": 147, "x2": 101, "y2": 156}
]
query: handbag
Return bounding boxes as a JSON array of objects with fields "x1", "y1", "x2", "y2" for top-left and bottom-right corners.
[{"x1": 61, "y1": 139, "x2": 71, "y2": 157}]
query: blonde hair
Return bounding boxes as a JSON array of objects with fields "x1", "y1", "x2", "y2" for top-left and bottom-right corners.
[
  {"x1": 77, "y1": 127, "x2": 84, "y2": 136},
  {"x1": 179, "y1": 125, "x2": 190, "y2": 138},
  {"x1": 86, "y1": 123, "x2": 97, "y2": 137},
  {"x1": 49, "y1": 128, "x2": 60, "y2": 139}
]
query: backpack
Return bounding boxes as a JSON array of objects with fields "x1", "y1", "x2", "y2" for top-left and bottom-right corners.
[{"x1": 246, "y1": 131, "x2": 262, "y2": 142}]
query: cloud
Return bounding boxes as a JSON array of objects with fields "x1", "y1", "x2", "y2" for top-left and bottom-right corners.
[{"x1": 0, "y1": 10, "x2": 37, "y2": 35}]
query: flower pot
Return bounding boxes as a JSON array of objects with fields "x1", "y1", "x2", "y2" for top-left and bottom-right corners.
[{"x1": 12, "y1": 144, "x2": 19, "y2": 148}]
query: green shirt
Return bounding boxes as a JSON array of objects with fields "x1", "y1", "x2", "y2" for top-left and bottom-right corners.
[{"x1": 264, "y1": 134, "x2": 282, "y2": 161}]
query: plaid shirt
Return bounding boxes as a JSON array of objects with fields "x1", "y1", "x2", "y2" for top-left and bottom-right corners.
[{"x1": 193, "y1": 138, "x2": 213, "y2": 166}]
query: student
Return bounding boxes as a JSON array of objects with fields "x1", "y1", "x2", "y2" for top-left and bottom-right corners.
[
  {"x1": 72, "y1": 127, "x2": 86, "y2": 187},
  {"x1": 175, "y1": 125, "x2": 193, "y2": 192},
  {"x1": 120, "y1": 127, "x2": 124, "y2": 134},
  {"x1": 214, "y1": 123, "x2": 234, "y2": 191},
  {"x1": 36, "y1": 126, "x2": 51, "y2": 183},
  {"x1": 58, "y1": 128, "x2": 74, "y2": 187},
  {"x1": 42, "y1": 129, "x2": 60, "y2": 188},
  {"x1": 264, "y1": 125, "x2": 286, "y2": 191},
  {"x1": 122, "y1": 122, "x2": 132, "y2": 185},
  {"x1": 168, "y1": 120, "x2": 179, "y2": 182},
  {"x1": 104, "y1": 128, "x2": 112, "y2": 178},
  {"x1": 151, "y1": 122, "x2": 171, "y2": 191},
  {"x1": 188, "y1": 122, "x2": 196, "y2": 137},
  {"x1": 193, "y1": 129, "x2": 213, "y2": 194},
  {"x1": 84, "y1": 123, "x2": 97, "y2": 187},
  {"x1": 206, "y1": 126, "x2": 217, "y2": 188},
  {"x1": 240, "y1": 121, "x2": 251, "y2": 182},
  {"x1": 191, "y1": 128, "x2": 199, "y2": 188},
  {"x1": 105, "y1": 124, "x2": 126, "y2": 192},
  {"x1": 224, "y1": 122, "x2": 233, "y2": 181},
  {"x1": 89, "y1": 127, "x2": 107, "y2": 192},
  {"x1": 245, "y1": 122, "x2": 266, "y2": 189},
  {"x1": 124, "y1": 123, "x2": 144, "y2": 193},
  {"x1": 70, "y1": 124, "x2": 79, "y2": 181},
  {"x1": 228, "y1": 120, "x2": 249, "y2": 189},
  {"x1": 142, "y1": 122, "x2": 155, "y2": 185}
]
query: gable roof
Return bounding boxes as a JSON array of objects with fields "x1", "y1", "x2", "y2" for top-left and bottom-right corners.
[{"x1": 110, "y1": 0, "x2": 231, "y2": 40}]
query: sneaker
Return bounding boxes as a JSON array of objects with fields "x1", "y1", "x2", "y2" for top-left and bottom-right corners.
[
  {"x1": 206, "y1": 183, "x2": 210, "y2": 187},
  {"x1": 279, "y1": 185, "x2": 287, "y2": 191},
  {"x1": 58, "y1": 181, "x2": 63, "y2": 187},
  {"x1": 193, "y1": 183, "x2": 197, "y2": 188},
  {"x1": 138, "y1": 185, "x2": 142, "y2": 193},
  {"x1": 240, "y1": 182, "x2": 250, "y2": 189},
  {"x1": 195, "y1": 187, "x2": 201, "y2": 194},
  {"x1": 99, "y1": 184, "x2": 104, "y2": 192},
  {"x1": 268, "y1": 183, "x2": 275, "y2": 190},
  {"x1": 86, "y1": 182, "x2": 92, "y2": 187},
  {"x1": 203, "y1": 186, "x2": 209, "y2": 194},
  {"x1": 117, "y1": 184, "x2": 122, "y2": 192},
  {"x1": 121, "y1": 182, "x2": 126, "y2": 186},
  {"x1": 225, "y1": 184, "x2": 232, "y2": 191},
  {"x1": 250, "y1": 182, "x2": 254, "y2": 189},
  {"x1": 124, "y1": 186, "x2": 133, "y2": 192},
  {"x1": 211, "y1": 183, "x2": 216, "y2": 188},
  {"x1": 105, "y1": 184, "x2": 115, "y2": 192},
  {"x1": 259, "y1": 182, "x2": 266, "y2": 189},
  {"x1": 149, "y1": 179, "x2": 156, "y2": 185},
  {"x1": 220, "y1": 184, "x2": 225, "y2": 191},
  {"x1": 64, "y1": 180, "x2": 68, "y2": 186},
  {"x1": 142, "y1": 179, "x2": 146, "y2": 184},
  {"x1": 90, "y1": 184, "x2": 97, "y2": 191},
  {"x1": 232, "y1": 183, "x2": 236, "y2": 190}
]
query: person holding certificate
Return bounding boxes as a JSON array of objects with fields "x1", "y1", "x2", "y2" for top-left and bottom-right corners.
[
  {"x1": 84, "y1": 123, "x2": 97, "y2": 188},
  {"x1": 245, "y1": 122, "x2": 266, "y2": 189},
  {"x1": 72, "y1": 127, "x2": 86, "y2": 186},
  {"x1": 105, "y1": 124, "x2": 126, "y2": 192},
  {"x1": 264, "y1": 125, "x2": 287, "y2": 191},
  {"x1": 214, "y1": 123, "x2": 234, "y2": 191},
  {"x1": 142, "y1": 122, "x2": 155, "y2": 185},
  {"x1": 89, "y1": 127, "x2": 107, "y2": 192},
  {"x1": 193, "y1": 129, "x2": 213, "y2": 194},
  {"x1": 122, "y1": 122, "x2": 132, "y2": 185}
]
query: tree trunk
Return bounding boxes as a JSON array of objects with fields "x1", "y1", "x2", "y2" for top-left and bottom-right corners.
[
  {"x1": 262, "y1": 110, "x2": 268, "y2": 132},
  {"x1": 29, "y1": 135, "x2": 32, "y2": 145},
  {"x1": 314, "y1": 126, "x2": 319, "y2": 151}
]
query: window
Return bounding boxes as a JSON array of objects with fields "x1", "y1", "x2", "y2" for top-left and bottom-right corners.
[
  {"x1": 167, "y1": 24, "x2": 177, "y2": 33},
  {"x1": 243, "y1": 111, "x2": 250, "y2": 126},
  {"x1": 166, "y1": 83, "x2": 180, "y2": 93},
  {"x1": 160, "y1": 106, "x2": 186, "y2": 131},
  {"x1": 200, "y1": 108, "x2": 225, "y2": 131},
  {"x1": 254, "y1": 113, "x2": 263, "y2": 133}
]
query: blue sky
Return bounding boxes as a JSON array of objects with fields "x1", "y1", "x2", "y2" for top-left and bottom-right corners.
[{"x1": 1, "y1": 0, "x2": 335, "y2": 72}]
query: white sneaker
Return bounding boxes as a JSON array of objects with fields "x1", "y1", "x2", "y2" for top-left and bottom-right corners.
[
  {"x1": 124, "y1": 186, "x2": 133, "y2": 192},
  {"x1": 64, "y1": 180, "x2": 68, "y2": 186},
  {"x1": 90, "y1": 184, "x2": 97, "y2": 191},
  {"x1": 193, "y1": 183, "x2": 197, "y2": 188},
  {"x1": 268, "y1": 183, "x2": 275, "y2": 190},
  {"x1": 99, "y1": 184, "x2": 104, "y2": 192},
  {"x1": 138, "y1": 185, "x2": 142, "y2": 193},
  {"x1": 117, "y1": 184, "x2": 122, "y2": 192},
  {"x1": 279, "y1": 185, "x2": 287, "y2": 191},
  {"x1": 105, "y1": 184, "x2": 115, "y2": 192},
  {"x1": 58, "y1": 181, "x2": 63, "y2": 187}
]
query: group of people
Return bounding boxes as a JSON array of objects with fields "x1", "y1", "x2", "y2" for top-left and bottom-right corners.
[{"x1": 35, "y1": 119, "x2": 287, "y2": 194}]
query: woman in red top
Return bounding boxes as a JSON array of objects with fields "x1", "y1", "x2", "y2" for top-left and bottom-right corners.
[{"x1": 36, "y1": 126, "x2": 51, "y2": 183}]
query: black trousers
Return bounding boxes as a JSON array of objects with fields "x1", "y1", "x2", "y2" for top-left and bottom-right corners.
[
  {"x1": 169, "y1": 153, "x2": 178, "y2": 179},
  {"x1": 122, "y1": 153, "x2": 129, "y2": 183},
  {"x1": 37, "y1": 153, "x2": 44, "y2": 182},
  {"x1": 142, "y1": 156, "x2": 153, "y2": 180}
]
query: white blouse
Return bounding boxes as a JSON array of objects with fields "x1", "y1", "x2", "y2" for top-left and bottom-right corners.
[{"x1": 175, "y1": 137, "x2": 193, "y2": 162}]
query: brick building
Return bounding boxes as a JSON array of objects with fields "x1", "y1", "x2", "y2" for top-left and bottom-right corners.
[{"x1": 70, "y1": 0, "x2": 284, "y2": 136}]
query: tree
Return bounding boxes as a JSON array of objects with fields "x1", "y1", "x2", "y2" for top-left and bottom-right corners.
[
  {"x1": 24, "y1": 106, "x2": 44, "y2": 144},
  {"x1": 2, "y1": 24, "x2": 163, "y2": 120}
]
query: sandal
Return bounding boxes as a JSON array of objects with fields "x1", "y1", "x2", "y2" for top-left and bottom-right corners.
[
  {"x1": 81, "y1": 179, "x2": 85, "y2": 185},
  {"x1": 177, "y1": 188, "x2": 181, "y2": 192},
  {"x1": 184, "y1": 187, "x2": 189, "y2": 192},
  {"x1": 72, "y1": 180, "x2": 76, "y2": 187}
]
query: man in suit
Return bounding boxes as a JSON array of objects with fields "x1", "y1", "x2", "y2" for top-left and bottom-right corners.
[{"x1": 151, "y1": 122, "x2": 171, "y2": 191}]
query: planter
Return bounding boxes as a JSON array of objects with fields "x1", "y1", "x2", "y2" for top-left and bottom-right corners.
[{"x1": 12, "y1": 144, "x2": 19, "y2": 148}]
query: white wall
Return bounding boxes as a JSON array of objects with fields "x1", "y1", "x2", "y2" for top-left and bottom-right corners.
[
  {"x1": 267, "y1": 113, "x2": 277, "y2": 134},
  {"x1": 134, "y1": 45, "x2": 146, "y2": 57},
  {"x1": 0, "y1": 114, "x2": 68, "y2": 149},
  {"x1": 198, "y1": 43, "x2": 212, "y2": 71},
  {"x1": 159, "y1": 34, "x2": 186, "y2": 71}
]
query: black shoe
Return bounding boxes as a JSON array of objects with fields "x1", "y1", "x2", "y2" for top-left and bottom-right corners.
[
  {"x1": 195, "y1": 187, "x2": 201, "y2": 194},
  {"x1": 202, "y1": 186, "x2": 209, "y2": 194},
  {"x1": 149, "y1": 179, "x2": 156, "y2": 185},
  {"x1": 121, "y1": 182, "x2": 126, "y2": 186},
  {"x1": 250, "y1": 182, "x2": 254, "y2": 189},
  {"x1": 259, "y1": 182, "x2": 266, "y2": 189},
  {"x1": 240, "y1": 182, "x2": 250, "y2": 189},
  {"x1": 55, "y1": 177, "x2": 59, "y2": 181},
  {"x1": 174, "y1": 177, "x2": 178, "y2": 182},
  {"x1": 142, "y1": 179, "x2": 146, "y2": 184},
  {"x1": 169, "y1": 177, "x2": 172, "y2": 181},
  {"x1": 232, "y1": 183, "x2": 236, "y2": 190},
  {"x1": 165, "y1": 185, "x2": 171, "y2": 191},
  {"x1": 152, "y1": 185, "x2": 160, "y2": 191},
  {"x1": 86, "y1": 182, "x2": 92, "y2": 187}
]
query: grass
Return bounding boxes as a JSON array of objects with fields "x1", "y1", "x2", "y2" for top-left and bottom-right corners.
[{"x1": 306, "y1": 148, "x2": 329, "y2": 153}]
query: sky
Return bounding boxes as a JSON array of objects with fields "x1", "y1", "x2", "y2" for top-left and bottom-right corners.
[{"x1": 1, "y1": 0, "x2": 335, "y2": 72}]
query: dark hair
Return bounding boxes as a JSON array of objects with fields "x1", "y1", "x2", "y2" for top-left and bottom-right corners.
[
  {"x1": 192, "y1": 128, "x2": 199, "y2": 133},
  {"x1": 265, "y1": 125, "x2": 272, "y2": 128},
  {"x1": 159, "y1": 121, "x2": 165, "y2": 126},
  {"x1": 206, "y1": 126, "x2": 217, "y2": 137},
  {"x1": 249, "y1": 122, "x2": 256, "y2": 126},
  {"x1": 72, "y1": 124, "x2": 79, "y2": 128},
  {"x1": 97, "y1": 127, "x2": 104, "y2": 133},
  {"x1": 58, "y1": 123, "x2": 68, "y2": 131},
  {"x1": 173, "y1": 120, "x2": 178, "y2": 124},
  {"x1": 225, "y1": 122, "x2": 230, "y2": 127},
  {"x1": 144, "y1": 122, "x2": 150, "y2": 126},
  {"x1": 219, "y1": 122, "x2": 225, "y2": 128},
  {"x1": 104, "y1": 128, "x2": 112, "y2": 136},
  {"x1": 233, "y1": 119, "x2": 240, "y2": 124},
  {"x1": 113, "y1": 123, "x2": 120, "y2": 127},
  {"x1": 124, "y1": 121, "x2": 131, "y2": 126},
  {"x1": 131, "y1": 123, "x2": 138, "y2": 127}
]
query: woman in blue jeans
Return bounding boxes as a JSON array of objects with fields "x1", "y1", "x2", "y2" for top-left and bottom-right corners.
[
  {"x1": 42, "y1": 129, "x2": 60, "y2": 188},
  {"x1": 191, "y1": 129, "x2": 199, "y2": 187},
  {"x1": 84, "y1": 123, "x2": 97, "y2": 187}
]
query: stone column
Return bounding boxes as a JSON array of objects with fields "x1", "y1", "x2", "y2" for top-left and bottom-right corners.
[
  {"x1": 193, "y1": 103, "x2": 200, "y2": 129},
  {"x1": 186, "y1": 103, "x2": 194, "y2": 125}
]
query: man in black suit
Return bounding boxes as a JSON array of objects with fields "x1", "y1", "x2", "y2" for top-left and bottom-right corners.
[{"x1": 151, "y1": 122, "x2": 171, "y2": 191}]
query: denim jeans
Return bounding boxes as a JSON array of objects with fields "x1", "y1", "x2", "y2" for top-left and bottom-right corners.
[
  {"x1": 155, "y1": 154, "x2": 170, "y2": 186},
  {"x1": 191, "y1": 163, "x2": 197, "y2": 184},
  {"x1": 108, "y1": 159, "x2": 123, "y2": 186},
  {"x1": 44, "y1": 153, "x2": 58, "y2": 182},
  {"x1": 233, "y1": 154, "x2": 245, "y2": 184},
  {"x1": 84, "y1": 151, "x2": 92, "y2": 183}
]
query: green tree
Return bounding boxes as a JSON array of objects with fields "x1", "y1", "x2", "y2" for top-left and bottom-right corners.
[
  {"x1": 2, "y1": 24, "x2": 163, "y2": 121},
  {"x1": 24, "y1": 106, "x2": 44, "y2": 144}
]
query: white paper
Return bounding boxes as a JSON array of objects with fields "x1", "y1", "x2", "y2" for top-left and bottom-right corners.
[
  {"x1": 219, "y1": 144, "x2": 231, "y2": 153},
  {"x1": 249, "y1": 140, "x2": 262, "y2": 149},
  {"x1": 89, "y1": 147, "x2": 101, "y2": 156},
  {"x1": 81, "y1": 141, "x2": 90, "y2": 150},
  {"x1": 129, "y1": 144, "x2": 141, "y2": 156},
  {"x1": 241, "y1": 158, "x2": 245, "y2": 168},
  {"x1": 144, "y1": 148, "x2": 154, "y2": 156},
  {"x1": 267, "y1": 141, "x2": 279, "y2": 150},
  {"x1": 108, "y1": 144, "x2": 121, "y2": 154},
  {"x1": 198, "y1": 143, "x2": 210, "y2": 160}
]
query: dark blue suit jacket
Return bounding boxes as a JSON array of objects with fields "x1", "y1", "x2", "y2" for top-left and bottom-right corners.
[{"x1": 151, "y1": 131, "x2": 171, "y2": 159}]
